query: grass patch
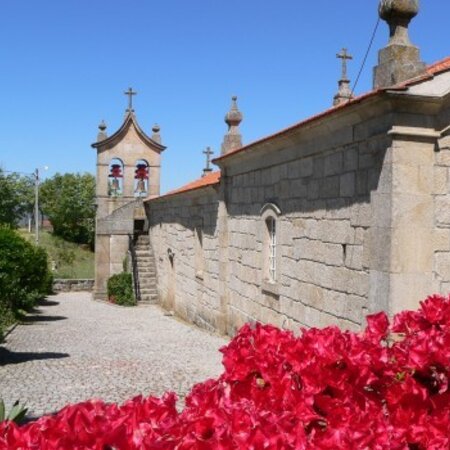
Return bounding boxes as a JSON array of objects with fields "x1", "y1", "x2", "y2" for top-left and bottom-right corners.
[{"x1": 19, "y1": 230, "x2": 94, "y2": 279}]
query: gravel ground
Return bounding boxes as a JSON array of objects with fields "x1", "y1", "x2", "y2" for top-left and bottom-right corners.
[{"x1": 0, "y1": 292, "x2": 227, "y2": 419}]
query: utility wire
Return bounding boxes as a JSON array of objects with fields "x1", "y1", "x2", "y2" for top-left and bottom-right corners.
[{"x1": 351, "y1": 17, "x2": 381, "y2": 97}]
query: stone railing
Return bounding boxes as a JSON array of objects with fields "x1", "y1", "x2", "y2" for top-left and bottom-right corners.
[{"x1": 53, "y1": 279, "x2": 94, "y2": 293}]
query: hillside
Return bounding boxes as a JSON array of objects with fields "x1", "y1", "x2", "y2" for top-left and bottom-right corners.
[{"x1": 19, "y1": 230, "x2": 94, "y2": 279}]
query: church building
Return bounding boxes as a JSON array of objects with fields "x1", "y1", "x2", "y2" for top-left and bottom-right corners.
[{"x1": 93, "y1": 0, "x2": 450, "y2": 336}]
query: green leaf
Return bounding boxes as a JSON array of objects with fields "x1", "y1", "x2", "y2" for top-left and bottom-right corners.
[{"x1": 0, "y1": 398, "x2": 5, "y2": 422}]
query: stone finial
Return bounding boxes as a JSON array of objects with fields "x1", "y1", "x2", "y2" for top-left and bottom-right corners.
[
  {"x1": 97, "y1": 120, "x2": 107, "y2": 142},
  {"x1": 333, "y1": 48, "x2": 354, "y2": 106},
  {"x1": 373, "y1": 0, "x2": 426, "y2": 88},
  {"x1": 221, "y1": 96, "x2": 243, "y2": 155},
  {"x1": 151, "y1": 123, "x2": 161, "y2": 144}
]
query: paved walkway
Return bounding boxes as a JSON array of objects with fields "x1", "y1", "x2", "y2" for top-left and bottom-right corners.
[{"x1": 0, "y1": 293, "x2": 227, "y2": 419}]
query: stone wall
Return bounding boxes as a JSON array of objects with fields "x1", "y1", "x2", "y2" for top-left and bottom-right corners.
[
  {"x1": 149, "y1": 188, "x2": 222, "y2": 332},
  {"x1": 433, "y1": 130, "x2": 450, "y2": 294},
  {"x1": 223, "y1": 128, "x2": 390, "y2": 333},
  {"x1": 148, "y1": 104, "x2": 392, "y2": 334},
  {"x1": 53, "y1": 279, "x2": 95, "y2": 293},
  {"x1": 148, "y1": 81, "x2": 450, "y2": 337}
]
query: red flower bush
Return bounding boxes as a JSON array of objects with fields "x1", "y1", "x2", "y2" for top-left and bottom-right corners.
[{"x1": 1, "y1": 295, "x2": 450, "y2": 449}]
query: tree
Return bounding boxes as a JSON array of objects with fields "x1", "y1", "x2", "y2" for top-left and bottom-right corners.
[
  {"x1": 40, "y1": 173, "x2": 96, "y2": 246},
  {"x1": 0, "y1": 169, "x2": 34, "y2": 227}
]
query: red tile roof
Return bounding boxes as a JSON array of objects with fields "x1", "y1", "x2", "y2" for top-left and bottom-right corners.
[
  {"x1": 427, "y1": 56, "x2": 450, "y2": 75},
  {"x1": 213, "y1": 56, "x2": 450, "y2": 164},
  {"x1": 148, "y1": 171, "x2": 220, "y2": 201}
]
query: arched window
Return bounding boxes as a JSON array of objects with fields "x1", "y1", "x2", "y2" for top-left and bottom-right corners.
[
  {"x1": 134, "y1": 159, "x2": 149, "y2": 197},
  {"x1": 260, "y1": 203, "x2": 281, "y2": 285},
  {"x1": 108, "y1": 158, "x2": 124, "y2": 196},
  {"x1": 266, "y1": 216, "x2": 276, "y2": 281}
]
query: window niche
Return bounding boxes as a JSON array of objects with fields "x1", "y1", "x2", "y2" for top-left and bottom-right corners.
[
  {"x1": 134, "y1": 159, "x2": 149, "y2": 197},
  {"x1": 260, "y1": 203, "x2": 281, "y2": 296},
  {"x1": 108, "y1": 158, "x2": 124, "y2": 197},
  {"x1": 194, "y1": 222, "x2": 205, "y2": 280}
]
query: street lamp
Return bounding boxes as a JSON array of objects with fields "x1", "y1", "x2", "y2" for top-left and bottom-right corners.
[{"x1": 34, "y1": 166, "x2": 48, "y2": 245}]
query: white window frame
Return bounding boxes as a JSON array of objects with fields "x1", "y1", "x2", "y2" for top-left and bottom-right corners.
[{"x1": 260, "y1": 203, "x2": 281, "y2": 296}]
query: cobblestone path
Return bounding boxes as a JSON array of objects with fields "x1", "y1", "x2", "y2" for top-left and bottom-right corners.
[{"x1": 0, "y1": 293, "x2": 227, "y2": 419}]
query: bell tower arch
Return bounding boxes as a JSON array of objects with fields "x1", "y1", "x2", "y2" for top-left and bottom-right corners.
[{"x1": 91, "y1": 89, "x2": 166, "y2": 300}]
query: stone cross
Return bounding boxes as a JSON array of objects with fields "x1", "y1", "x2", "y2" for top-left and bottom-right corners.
[
  {"x1": 124, "y1": 87, "x2": 137, "y2": 112},
  {"x1": 202, "y1": 147, "x2": 213, "y2": 176},
  {"x1": 337, "y1": 48, "x2": 352, "y2": 80}
]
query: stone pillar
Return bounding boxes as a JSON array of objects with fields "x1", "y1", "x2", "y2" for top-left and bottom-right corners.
[
  {"x1": 217, "y1": 173, "x2": 230, "y2": 334},
  {"x1": 94, "y1": 234, "x2": 110, "y2": 299},
  {"x1": 373, "y1": 0, "x2": 426, "y2": 89},
  {"x1": 370, "y1": 127, "x2": 438, "y2": 315},
  {"x1": 221, "y1": 96, "x2": 243, "y2": 155}
]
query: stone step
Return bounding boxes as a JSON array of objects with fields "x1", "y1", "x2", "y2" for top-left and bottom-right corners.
[
  {"x1": 140, "y1": 281, "x2": 157, "y2": 288},
  {"x1": 136, "y1": 258, "x2": 155, "y2": 265},
  {"x1": 137, "y1": 264, "x2": 155, "y2": 270},
  {"x1": 139, "y1": 295, "x2": 157, "y2": 300},
  {"x1": 139, "y1": 299, "x2": 158, "y2": 305},
  {"x1": 138, "y1": 271, "x2": 156, "y2": 277},
  {"x1": 137, "y1": 266, "x2": 155, "y2": 271},
  {"x1": 140, "y1": 287, "x2": 158, "y2": 293}
]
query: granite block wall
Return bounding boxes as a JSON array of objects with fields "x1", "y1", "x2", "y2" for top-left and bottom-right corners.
[
  {"x1": 433, "y1": 144, "x2": 450, "y2": 294},
  {"x1": 223, "y1": 133, "x2": 389, "y2": 334},
  {"x1": 148, "y1": 96, "x2": 450, "y2": 336},
  {"x1": 149, "y1": 189, "x2": 221, "y2": 332}
]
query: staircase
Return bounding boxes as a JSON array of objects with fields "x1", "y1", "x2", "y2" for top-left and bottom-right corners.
[{"x1": 133, "y1": 234, "x2": 158, "y2": 304}]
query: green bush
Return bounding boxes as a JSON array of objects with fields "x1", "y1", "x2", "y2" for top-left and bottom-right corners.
[
  {"x1": 107, "y1": 273, "x2": 136, "y2": 306},
  {"x1": 0, "y1": 227, "x2": 52, "y2": 337}
]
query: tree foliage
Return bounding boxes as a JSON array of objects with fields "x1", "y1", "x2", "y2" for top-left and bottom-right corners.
[
  {"x1": 0, "y1": 227, "x2": 52, "y2": 337},
  {"x1": 0, "y1": 169, "x2": 34, "y2": 227},
  {"x1": 40, "y1": 173, "x2": 96, "y2": 246}
]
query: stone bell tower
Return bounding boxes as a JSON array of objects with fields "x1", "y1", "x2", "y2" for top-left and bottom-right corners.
[{"x1": 91, "y1": 88, "x2": 166, "y2": 300}]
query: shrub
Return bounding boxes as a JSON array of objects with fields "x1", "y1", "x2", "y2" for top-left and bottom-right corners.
[
  {"x1": 1, "y1": 295, "x2": 450, "y2": 448},
  {"x1": 107, "y1": 272, "x2": 136, "y2": 306},
  {"x1": 0, "y1": 227, "x2": 52, "y2": 336}
]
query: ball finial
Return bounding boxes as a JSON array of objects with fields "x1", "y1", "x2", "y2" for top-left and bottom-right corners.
[
  {"x1": 152, "y1": 123, "x2": 160, "y2": 134},
  {"x1": 379, "y1": 0, "x2": 419, "y2": 21},
  {"x1": 225, "y1": 96, "x2": 243, "y2": 128},
  {"x1": 98, "y1": 120, "x2": 107, "y2": 131}
]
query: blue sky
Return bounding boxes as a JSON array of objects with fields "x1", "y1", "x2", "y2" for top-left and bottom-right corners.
[{"x1": 1, "y1": 0, "x2": 449, "y2": 193}]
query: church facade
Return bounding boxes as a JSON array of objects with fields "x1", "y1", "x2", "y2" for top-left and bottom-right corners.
[{"x1": 93, "y1": 1, "x2": 450, "y2": 336}]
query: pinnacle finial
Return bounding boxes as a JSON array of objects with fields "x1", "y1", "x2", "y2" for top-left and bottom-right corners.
[
  {"x1": 221, "y1": 96, "x2": 243, "y2": 155},
  {"x1": 374, "y1": 0, "x2": 425, "y2": 88},
  {"x1": 379, "y1": 0, "x2": 419, "y2": 45},
  {"x1": 225, "y1": 95, "x2": 243, "y2": 129},
  {"x1": 151, "y1": 123, "x2": 162, "y2": 144},
  {"x1": 97, "y1": 120, "x2": 107, "y2": 141}
]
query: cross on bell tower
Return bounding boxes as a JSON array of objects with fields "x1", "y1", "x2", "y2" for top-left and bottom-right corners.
[
  {"x1": 333, "y1": 48, "x2": 354, "y2": 106},
  {"x1": 124, "y1": 87, "x2": 137, "y2": 113},
  {"x1": 202, "y1": 146, "x2": 214, "y2": 177}
]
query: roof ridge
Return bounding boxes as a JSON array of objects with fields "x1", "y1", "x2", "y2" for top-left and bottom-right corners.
[{"x1": 148, "y1": 170, "x2": 220, "y2": 201}]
